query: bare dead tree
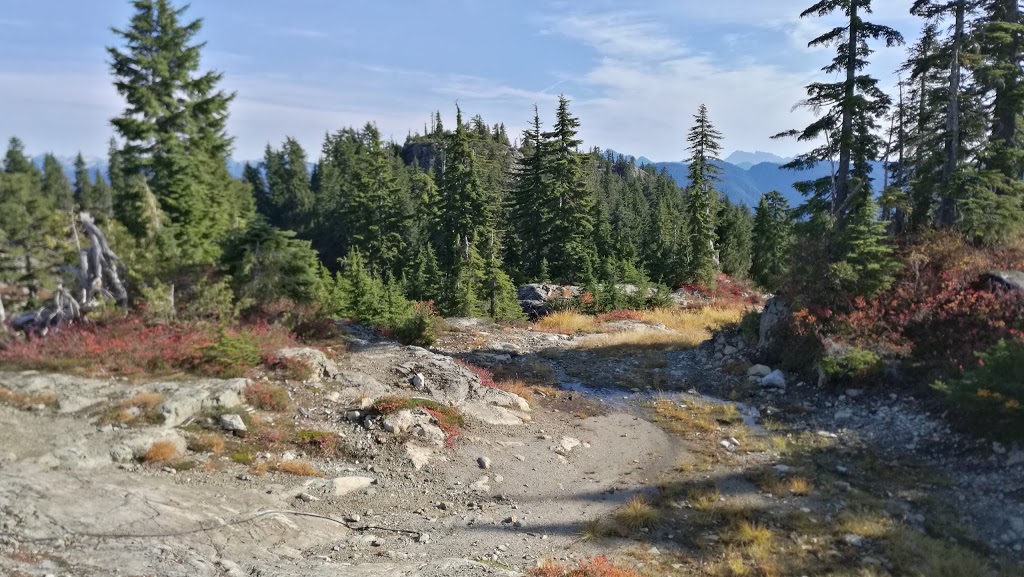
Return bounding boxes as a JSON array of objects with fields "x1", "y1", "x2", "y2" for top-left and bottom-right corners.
[{"x1": 10, "y1": 212, "x2": 127, "y2": 337}]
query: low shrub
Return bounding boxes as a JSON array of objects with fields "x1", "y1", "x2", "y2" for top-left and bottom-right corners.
[
  {"x1": 819, "y1": 345, "x2": 883, "y2": 386},
  {"x1": 371, "y1": 396, "x2": 464, "y2": 447},
  {"x1": 388, "y1": 302, "x2": 441, "y2": 347},
  {"x1": 534, "y1": 311, "x2": 598, "y2": 334},
  {"x1": 244, "y1": 382, "x2": 291, "y2": 411},
  {"x1": 933, "y1": 336, "x2": 1024, "y2": 438},
  {"x1": 294, "y1": 429, "x2": 344, "y2": 458},
  {"x1": 454, "y1": 359, "x2": 496, "y2": 388},
  {"x1": 187, "y1": 434, "x2": 226, "y2": 455},
  {"x1": 0, "y1": 387, "x2": 57, "y2": 410},
  {"x1": 292, "y1": 317, "x2": 345, "y2": 343},
  {"x1": 530, "y1": 555, "x2": 643, "y2": 577},
  {"x1": 272, "y1": 460, "x2": 323, "y2": 477},
  {"x1": 265, "y1": 354, "x2": 315, "y2": 381},
  {"x1": 0, "y1": 317, "x2": 297, "y2": 378}
]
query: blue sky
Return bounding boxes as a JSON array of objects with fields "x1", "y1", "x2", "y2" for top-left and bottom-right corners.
[{"x1": 0, "y1": 1, "x2": 919, "y2": 163}]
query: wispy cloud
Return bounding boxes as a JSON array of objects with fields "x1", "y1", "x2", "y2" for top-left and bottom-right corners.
[
  {"x1": 268, "y1": 26, "x2": 328, "y2": 39},
  {"x1": 544, "y1": 11, "x2": 686, "y2": 61}
]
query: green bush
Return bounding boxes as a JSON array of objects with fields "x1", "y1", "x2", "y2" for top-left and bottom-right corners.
[
  {"x1": 198, "y1": 327, "x2": 262, "y2": 378},
  {"x1": 820, "y1": 346, "x2": 883, "y2": 384},
  {"x1": 389, "y1": 302, "x2": 440, "y2": 347},
  {"x1": 739, "y1": 310, "x2": 761, "y2": 345},
  {"x1": 933, "y1": 338, "x2": 1024, "y2": 438}
]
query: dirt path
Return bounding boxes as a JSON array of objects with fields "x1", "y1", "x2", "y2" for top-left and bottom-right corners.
[{"x1": 1, "y1": 319, "x2": 1021, "y2": 577}]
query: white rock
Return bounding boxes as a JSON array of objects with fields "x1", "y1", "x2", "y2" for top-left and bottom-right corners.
[
  {"x1": 557, "y1": 437, "x2": 581, "y2": 454},
  {"x1": 218, "y1": 413, "x2": 247, "y2": 433},
  {"x1": 332, "y1": 476, "x2": 375, "y2": 496},
  {"x1": 761, "y1": 370, "x2": 786, "y2": 388},
  {"x1": 748, "y1": 365, "x2": 772, "y2": 378},
  {"x1": 834, "y1": 409, "x2": 853, "y2": 420},
  {"x1": 478, "y1": 456, "x2": 492, "y2": 470},
  {"x1": 410, "y1": 373, "x2": 426, "y2": 389}
]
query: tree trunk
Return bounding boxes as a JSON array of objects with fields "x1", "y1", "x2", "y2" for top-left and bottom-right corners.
[
  {"x1": 836, "y1": 0, "x2": 859, "y2": 222},
  {"x1": 938, "y1": 1, "x2": 965, "y2": 227}
]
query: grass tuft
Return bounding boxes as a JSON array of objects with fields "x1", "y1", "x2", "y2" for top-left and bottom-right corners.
[
  {"x1": 273, "y1": 460, "x2": 323, "y2": 477},
  {"x1": 0, "y1": 386, "x2": 57, "y2": 410},
  {"x1": 612, "y1": 496, "x2": 661, "y2": 532},
  {"x1": 187, "y1": 434, "x2": 225, "y2": 454},
  {"x1": 142, "y1": 440, "x2": 180, "y2": 463},
  {"x1": 534, "y1": 311, "x2": 599, "y2": 335}
]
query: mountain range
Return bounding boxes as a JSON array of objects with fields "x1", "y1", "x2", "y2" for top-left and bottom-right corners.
[{"x1": 35, "y1": 151, "x2": 884, "y2": 210}]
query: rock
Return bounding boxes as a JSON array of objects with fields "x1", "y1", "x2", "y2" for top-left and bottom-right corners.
[
  {"x1": 647, "y1": 546, "x2": 661, "y2": 556},
  {"x1": 846, "y1": 389, "x2": 864, "y2": 398},
  {"x1": 478, "y1": 456, "x2": 492, "y2": 470},
  {"x1": 835, "y1": 481, "x2": 852, "y2": 492},
  {"x1": 834, "y1": 409, "x2": 853, "y2": 421},
  {"x1": 758, "y1": 297, "x2": 791, "y2": 351},
  {"x1": 417, "y1": 533, "x2": 431, "y2": 544},
  {"x1": 332, "y1": 476, "x2": 375, "y2": 496},
  {"x1": 406, "y1": 443, "x2": 434, "y2": 470},
  {"x1": 719, "y1": 440, "x2": 734, "y2": 450},
  {"x1": 760, "y1": 370, "x2": 787, "y2": 388},
  {"x1": 976, "y1": 270, "x2": 1024, "y2": 292},
  {"x1": 460, "y1": 402, "x2": 524, "y2": 426},
  {"x1": 410, "y1": 373, "x2": 425, "y2": 390},
  {"x1": 381, "y1": 409, "x2": 423, "y2": 434},
  {"x1": 471, "y1": 475, "x2": 491, "y2": 492},
  {"x1": 218, "y1": 413, "x2": 247, "y2": 433},
  {"x1": 298, "y1": 492, "x2": 318, "y2": 502},
  {"x1": 557, "y1": 437, "x2": 581, "y2": 454},
  {"x1": 748, "y1": 365, "x2": 772, "y2": 378},
  {"x1": 723, "y1": 345, "x2": 739, "y2": 356},
  {"x1": 274, "y1": 347, "x2": 340, "y2": 382},
  {"x1": 411, "y1": 423, "x2": 447, "y2": 447},
  {"x1": 843, "y1": 534, "x2": 865, "y2": 546}
]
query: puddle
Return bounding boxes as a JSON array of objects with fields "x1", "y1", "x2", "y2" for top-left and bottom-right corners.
[{"x1": 559, "y1": 379, "x2": 763, "y2": 431}]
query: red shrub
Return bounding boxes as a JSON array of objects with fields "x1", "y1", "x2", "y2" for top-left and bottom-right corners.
[
  {"x1": 530, "y1": 556, "x2": 643, "y2": 577},
  {"x1": 454, "y1": 358, "x2": 496, "y2": 389},
  {"x1": 595, "y1": 310, "x2": 645, "y2": 323}
]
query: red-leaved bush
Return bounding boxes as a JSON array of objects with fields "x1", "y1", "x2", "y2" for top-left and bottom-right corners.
[
  {"x1": 0, "y1": 317, "x2": 298, "y2": 378},
  {"x1": 529, "y1": 555, "x2": 643, "y2": 577},
  {"x1": 454, "y1": 358, "x2": 496, "y2": 389}
]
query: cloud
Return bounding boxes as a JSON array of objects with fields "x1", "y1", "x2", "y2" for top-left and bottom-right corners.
[
  {"x1": 268, "y1": 26, "x2": 328, "y2": 39},
  {"x1": 547, "y1": 11, "x2": 687, "y2": 60}
]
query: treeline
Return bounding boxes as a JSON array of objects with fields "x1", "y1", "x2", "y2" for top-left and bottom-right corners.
[{"x1": 1, "y1": 2, "x2": 775, "y2": 327}]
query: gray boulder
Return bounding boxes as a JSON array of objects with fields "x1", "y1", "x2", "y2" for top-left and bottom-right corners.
[{"x1": 757, "y1": 297, "x2": 791, "y2": 351}]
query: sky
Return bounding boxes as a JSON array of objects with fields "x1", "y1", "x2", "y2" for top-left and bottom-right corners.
[{"x1": 0, "y1": 1, "x2": 922, "y2": 163}]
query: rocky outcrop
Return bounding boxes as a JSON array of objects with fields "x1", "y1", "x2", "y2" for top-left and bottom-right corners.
[
  {"x1": 757, "y1": 297, "x2": 791, "y2": 353},
  {"x1": 976, "y1": 271, "x2": 1024, "y2": 292},
  {"x1": 517, "y1": 284, "x2": 582, "y2": 318}
]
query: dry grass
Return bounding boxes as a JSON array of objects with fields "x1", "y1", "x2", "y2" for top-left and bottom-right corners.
[
  {"x1": 534, "y1": 311, "x2": 599, "y2": 334},
  {"x1": 187, "y1": 434, "x2": 225, "y2": 455},
  {"x1": 142, "y1": 440, "x2": 180, "y2": 463},
  {"x1": 99, "y1": 392, "x2": 167, "y2": 426},
  {"x1": 121, "y1": 392, "x2": 165, "y2": 410},
  {"x1": 728, "y1": 521, "x2": 774, "y2": 548},
  {"x1": 272, "y1": 460, "x2": 324, "y2": 477},
  {"x1": 0, "y1": 386, "x2": 57, "y2": 410},
  {"x1": 652, "y1": 398, "x2": 739, "y2": 437},
  {"x1": 580, "y1": 307, "x2": 742, "y2": 355},
  {"x1": 786, "y1": 477, "x2": 814, "y2": 496},
  {"x1": 494, "y1": 379, "x2": 534, "y2": 405},
  {"x1": 613, "y1": 496, "x2": 661, "y2": 532}
]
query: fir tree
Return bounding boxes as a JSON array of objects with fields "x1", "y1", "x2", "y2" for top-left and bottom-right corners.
[
  {"x1": 717, "y1": 201, "x2": 753, "y2": 279},
  {"x1": 438, "y1": 107, "x2": 488, "y2": 269},
  {"x1": 685, "y1": 104, "x2": 724, "y2": 285},
  {"x1": 752, "y1": 191, "x2": 794, "y2": 292},
  {"x1": 89, "y1": 170, "x2": 113, "y2": 217},
  {"x1": 543, "y1": 96, "x2": 595, "y2": 284},
  {"x1": 774, "y1": 0, "x2": 904, "y2": 224},
  {"x1": 41, "y1": 154, "x2": 73, "y2": 212},
  {"x1": 509, "y1": 106, "x2": 549, "y2": 280},
  {"x1": 73, "y1": 153, "x2": 93, "y2": 210},
  {"x1": 108, "y1": 0, "x2": 250, "y2": 263},
  {"x1": 221, "y1": 219, "x2": 320, "y2": 307}
]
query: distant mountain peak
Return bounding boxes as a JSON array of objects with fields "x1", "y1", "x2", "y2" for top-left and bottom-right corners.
[{"x1": 725, "y1": 150, "x2": 793, "y2": 167}]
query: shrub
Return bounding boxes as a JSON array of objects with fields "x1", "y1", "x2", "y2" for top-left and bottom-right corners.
[
  {"x1": 294, "y1": 429, "x2": 343, "y2": 458},
  {"x1": 530, "y1": 555, "x2": 643, "y2": 577},
  {"x1": 454, "y1": 359, "x2": 496, "y2": 388},
  {"x1": 272, "y1": 460, "x2": 323, "y2": 477},
  {"x1": 188, "y1": 434, "x2": 226, "y2": 454},
  {"x1": 371, "y1": 396, "x2": 464, "y2": 447},
  {"x1": 738, "y1": 309, "x2": 761, "y2": 344},
  {"x1": 244, "y1": 382, "x2": 291, "y2": 412},
  {"x1": 820, "y1": 345, "x2": 883, "y2": 385},
  {"x1": 196, "y1": 326, "x2": 261, "y2": 378},
  {"x1": 933, "y1": 336, "x2": 1024, "y2": 437},
  {"x1": 389, "y1": 302, "x2": 440, "y2": 347},
  {"x1": 535, "y1": 310, "x2": 598, "y2": 334}
]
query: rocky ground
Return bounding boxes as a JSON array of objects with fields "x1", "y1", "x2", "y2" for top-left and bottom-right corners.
[{"x1": 1, "y1": 317, "x2": 1022, "y2": 576}]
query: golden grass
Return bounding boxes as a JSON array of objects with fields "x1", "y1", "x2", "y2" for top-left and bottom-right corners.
[
  {"x1": 272, "y1": 460, "x2": 324, "y2": 477},
  {"x1": 187, "y1": 434, "x2": 225, "y2": 455},
  {"x1": 885, "y1": 527, "x2": 1015, "y2": 577},
  {"x1": 613, "y1": 496, "x2": 661, "y2": 532},
  {"x1": 728, "y1": 521, "x2": 774, "y2": 548},
  {"x1": 0, "y1": 386, "x2": 57, "y2": 410},
  {"x1": 580, "y1": 307, "x2": 742, "y2": 354},
  {"x1": 494, "y1": 379, "x2": 534, "y2": 405},
  {"x1": 640, "y1": 306, "x2": 744, "y2": 332},
  {"x1": 534, "y1": 311, "x2": 598, "y2": 334},
  {"x1": 143, "y1": 440, "x2": 181, "y2": 463},
  {"x1": 653, "y1": 398, "x2": 740, "y2": 437},
  {"x1": 786, "y1": 477, "x2": 814, "y2": 496}
]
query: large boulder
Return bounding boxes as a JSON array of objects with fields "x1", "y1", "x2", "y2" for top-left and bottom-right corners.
[
  {"x1": 976, "y1": 271, "x2": 1024, "y2": 292},
  {"x1": 274, "y1": 347, "x2": 341, "y2": 382},
  {"x1": 757, "y1": 297, "x2": 791, "y2": 352}
]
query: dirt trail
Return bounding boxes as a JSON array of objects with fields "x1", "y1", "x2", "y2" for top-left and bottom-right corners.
[{"x1": 1, "y1": 319, "x2": 1022, "y2": 577}]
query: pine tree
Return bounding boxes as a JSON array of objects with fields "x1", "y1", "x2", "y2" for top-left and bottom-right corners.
[
  {"x1": 221, "y1": 218, "x2": 320, "y2": 307},
  {"x1": 0, "y1": 139, "x2": 65, "y2": 303},
  {"x1": 717, "y1": 201, "x2": 753, "y2": 279},
  {"x1": 260, "y1": 137, "x2": 313, "y2": 233},
  {"x1": 831, "y1": 196, "x2": 900, "y2": 298},
  {"x1": 438, "y1": 107, "x2": 488, "y2": 270},
  {"x1": 407, "y1": 242, "x2": 442, "y2": 303},
  {"x1": 774, "y1": 0, "x2": 904, "y2": 224},
  {"x1": 752, "y1": 191, "x2": 794, "y2": 291},
  {"x1": 438, "y1": 236, "x2": 483, "y2": 318},
  {"x1": 479, "y1": 233, "x2": 524, "y2": 321},
  {"x1": 41, "y1": 154, "x2": 73, "y2": 212},
  {"x1": 89, "y1": 169, "x2": 113, "y2": 217},
  {"x1": 509, "y1": 106, "x2": 550, "y2": 280},
  {"x1": 73, "y1": 153, "x2": 93, "y2": 210},
  {"x1": 685, "y1": 104, "x2": 724, "y2": 285},
  {"x1": 108, "y1": 0, "x2": 250, "y2": 263},
  {"x1": 543, "y1": 96, "x2": 595, "y2": 284}
]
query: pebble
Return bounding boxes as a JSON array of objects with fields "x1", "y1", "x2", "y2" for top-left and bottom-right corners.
[{"x1": 478, "y1": 456, "x2": 492, "y2": 470}]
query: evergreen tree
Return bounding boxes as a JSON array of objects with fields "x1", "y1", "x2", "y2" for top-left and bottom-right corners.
[
  {"x1": 89, "y1": 170, "x2": 113, "y2": 217},
  {"x1": 509, "y1": 106, "x2": 549, "y2": 280},
  {"x1": 438, "y1": 236, "x2": 483, "y2": 318},
  {"x1": 543, "y1": 96, "x2": 595, "y2": 284},
  {"x1": 260, "y1": 137, "x2": 313, "y2": 233},
  {"x1": 221, "y1": 218, "x2": 320, "y2": 307},
  {"x1": 73, "y1": 153, "x2": 93, "y2": 210},
  {"x1": 108, "y1": 0, "x2": 250, "y2": 263},
  {"x1": 407, "y1": 242, "x2": 442, "y2": 303},
  {"x1": 774, "y1": 0, "x2": 904, "y2": 224},
  {"x1": 685, "y1": 104, "x2": 724, "y2": 285},
  {"x1": 831, "y1": 196, "x2": 900, "y2": 298},
  {"x1": 752, "y1": 191, "x2": 794, "y2": 292},
  {"x1": 717, "y1": 201, "x2": 753, "y2": 279},
  {"x1": 40, "y1": 154, "x2": 73, "y2": 212},
  {"x1": 438, "y1": 107, "x2": 488, "y2": 269},
  {"x1": 479, "y1": 233, "x2": 525, "y2": 321}
]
